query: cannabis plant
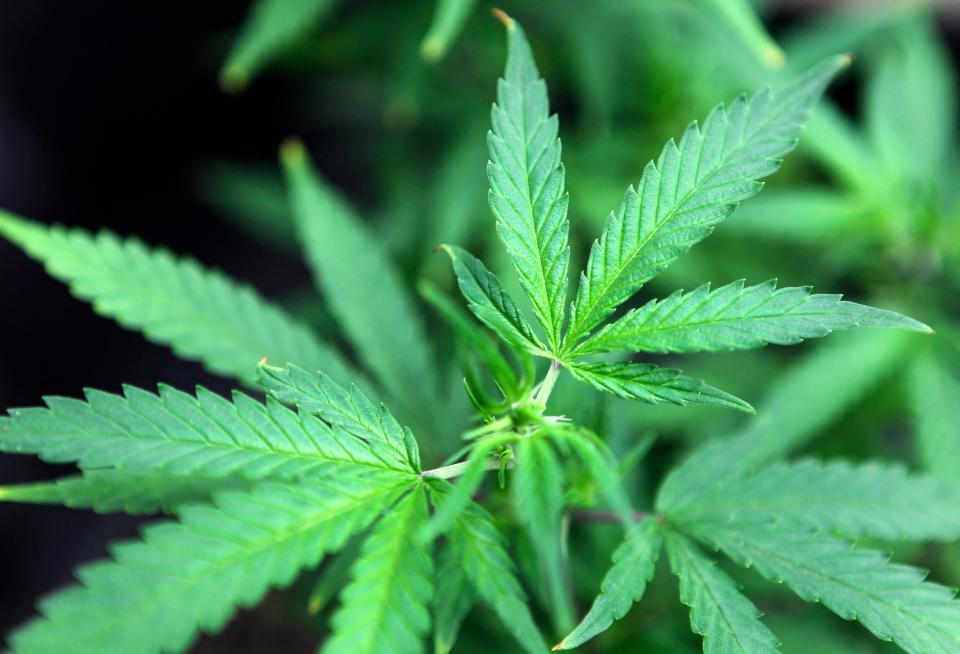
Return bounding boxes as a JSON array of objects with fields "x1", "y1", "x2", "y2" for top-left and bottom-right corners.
[{"x1": 1, "y1": 12, "x2": 957, "y2": 654}]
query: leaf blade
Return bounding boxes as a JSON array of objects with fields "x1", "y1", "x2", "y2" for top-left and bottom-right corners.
[
  {"x1": 0, "y1": 211, "x2": 355, "y2": 387},
  {"x1": 665, "y1": 529, "x2": 780, "y2": 654},
  {"x1": 1, "y1": 383, "x2": 416, "y2": 482},
  {"x1": 695, "y1": 520, "x2": 960, "y2": 654},
  {"x1": 909, "y1": 351, "x2": 960, "y2": 488},
  {"x1": 668, "y1": 459, "x2": 960, "y2": 542},
  {"x1": 0, "y1": 470, "x2": 249, "y2": 515},
  {"x1": 439, "y1": 245, "x2": 547, "y2": 356},
  {"x1": 220, "y1": 0, "x2": 340, "y2": 92},
  {"x1": 568, "y1": 361, "x2": 754, "y2": 414},
  {"x1": 9, "y1": 479, "x2": 407, "y2": 654},
  {"x1": 487, "y1": 15, "x2": 571, "y2": 351},
  {"x1": 514, "y1": 437, "x2": 574, "y2": 633},
  {"x1": 566, "y1": 56, "x2": 849, "y2": 350},
  {"x1": 556, "y1": 518, "x2": 662, "y2": 650},
  {"x1": 323, "y1": 487, "x2": 433, "y2": 654},
  {"x1": 282, "y1": 143, "x2": 441, "y2": 438},
  {"x1": 578, "y1": 280, "x2": 929, "y2": 356}
]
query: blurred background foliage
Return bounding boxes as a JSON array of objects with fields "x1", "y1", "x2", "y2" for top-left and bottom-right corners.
[{"x1": 1, "y1": 0, "x2": 958, "y2": 652}]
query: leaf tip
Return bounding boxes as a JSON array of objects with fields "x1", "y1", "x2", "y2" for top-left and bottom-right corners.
[
  {"x1": 490, "y1": 8, "x2": 515, "y2": 31},
  {"x1": 551, "y1": 641, "x2": 568, "y2": 651},
  {"x1": 218, "y1": 65, "x2": 248, "y2": 95},
  {"x1": 420, "y1": 37, "x2": 444, "y2": 62},
  {"x1": 762, "y1": 44, "x2": 786, "y2": 70},
  {"x1": 280, "y1": 137, "x2": 307, "y2": 167}
]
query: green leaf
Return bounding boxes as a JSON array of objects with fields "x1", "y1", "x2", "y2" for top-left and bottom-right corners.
[
  {"x1": 866, "y1": 17, "x2": 956, "y2": 182},
  {"x1": 803, "y1": 102, "x2": 880, "y2": 192},
  {"x1": 699, "y1": 0, "x2": 784, "y2": 69},
  {"x1": 196, "y1": 161, "x2": 296, "y2": 253},
  {"x1": 568, "y1": 361, "x2": 755, "y2": 413},
  {"x1": 577, "y1": 280, "x2": 930, "y2": 356},
  {"x1": 0, "y1": 470, "x2": 249, "y2": 515},
  {"x1": 0, "y1": 211, "x2": 354, "y2": 387},
  {"x1": 257, "y1": 362, "x2": 420, "y2": 472},
  {"x1": 419, "y1": 279, "x2": 527, "y2": 399},
  {"x1": 909, "y1": 351, "x2": 960, "y2": 488},
  {"x1": 556, "y1": 518, "x2": 662, "y2": 650},
  {"x1": 1, "y1": 383, "x2": 416, "y2": 482},
  {"x1": 724, "y1": 188, "x2": 865, "y2": 244},
  {"x1": 665, "y1": 529, "x2": 780, "y2": 654},
  {"x1": 433, "y1": 539, "x2": 476, "y2": 654},
  {"x1": 307, "y1": 534, "x2": 363, "y2": 616},
  {"x1": 668, "y1": 459, "x2": 960, "y2": 542},
  {"x1": 282, "y1": 142, "x2": 441, "y2": 436},
  {"x1": 8, "y1": 479, "x2": 407, "y2": 654},
  {"x1": 487, "y1": 14, "x2": 571, "y2": 352},
  {"x1": 323, "y1": 487, "x2": 433, "y2": 654},
  {"x1": 420, "y1": 0, "x2": 477, "y2": 61},
  {"x1": 220, "y1": 0, "x2": 340, "y2": 92},
  {"x1": 433, "y1": 483, "x2": 549, "y2": 654},
  {"x1": 514, "y1": 436, "x2": 574, "y2": 633},
  {"x1": 695, "y1": 520, "x2": 960, "y2": 654},
  {"x1": 425, "y1": 124, "x2": 488, "y2": 247},
  {"x1": 657, "y1": 330, "x2": 911, "y2": 512},
  {"x1": 565, "y1": 56, "x2": 849, "y2": 350},
  {"x1": 438, "y1": 245, "x2": 548, "y2": 357}
]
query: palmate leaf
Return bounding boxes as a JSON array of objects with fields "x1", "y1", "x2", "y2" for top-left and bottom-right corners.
[
  {"x1": 668, "y1": 459, "x2": 960, "y2": 542},
  {"x1": 568, "y1": 361, "x2": 754, "y2": 414},
  {"x1": 282, "y1": 142, "x2": 441, "y2": 437},
  {"x1": 1, "y1": 381, "x2": 416, "y2": 483},
  {"x1": 564, "y1": 55, "x2": 849, "y2": 351},
  {"x1": 257, "y1": 362, "x2": 420, "y2": 472},
  {"x1": 657, "y1": 330, "x2": 911, "y2": 512},
  {"x1": 323, "y1": 487, "x2": 433, "y2": 654},
  {"x1": 694, "y1": 520, "x2": 960, "y2": 654},
  {"x1": 556, "y1": 518, "x2": 662, "y2": 650},
  {"x1": 8, "y1": 478, "x2": 408, "y2": 654},
  {"x1": 665, "y1": 529, "x2": 780, "y2": 654},
  {"x1": 0, "y1": 211, "x2": 354, "y2": 387},
  {"x1": 0, "y1": 470, "x2": 249, "y2": 515},
  {"x1": 514, "y1": 436, "x2": 574, "y2": 632},
  {"x1": 909, "y1": 351, "x2": 960, "y2": 488},
  {"x1": 439, "y1": 245, "x2": 548, "y2": 357},
  {"x1": 488, "y1": 13, "x2": 571, "y2": 352},
  {"x1": 220, "y1": 0, "x2": 340, "y2": 92},
  {"x1": 576, "y1": 280, "x2": 929, "y2": 356},
  {"x1": 429, "y1": 482, "x2": 548, "y2": 654}
]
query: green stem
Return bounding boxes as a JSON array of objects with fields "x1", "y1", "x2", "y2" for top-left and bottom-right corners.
[
  {"x1": 534, "y1": 360, "x2": 562, "y2": 405},
  {"x1": 421, "y1": 458, "x2": 502, "y2": 480}
]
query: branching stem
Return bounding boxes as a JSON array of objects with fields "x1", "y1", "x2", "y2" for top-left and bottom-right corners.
[{"x1": 421, "y1": 458, "x2": 503, "y2": 480}]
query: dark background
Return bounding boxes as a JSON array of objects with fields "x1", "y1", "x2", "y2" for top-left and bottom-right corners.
[{"x1": 0, "y1": 2, "x2": 958, "y2": 652}]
